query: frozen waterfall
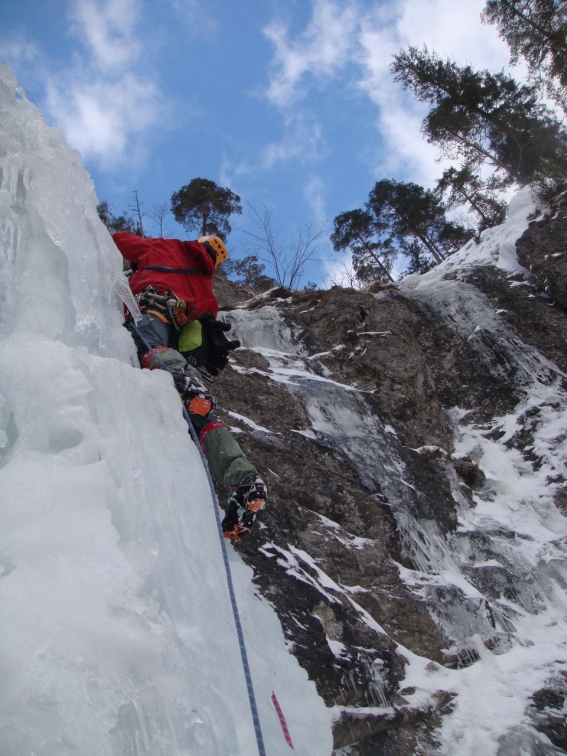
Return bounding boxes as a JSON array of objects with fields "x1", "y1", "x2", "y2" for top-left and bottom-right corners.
[{"x1": 0, "y1": 66, "x2": 332, "y2": 756}]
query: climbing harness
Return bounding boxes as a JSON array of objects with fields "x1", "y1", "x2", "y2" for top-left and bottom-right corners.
[
  {"x1": 134, "y1": 286, "x2": 189, "y2": 329},
  {"x1": 128, "y1": 324, "x2": 267, "y2": 756}
]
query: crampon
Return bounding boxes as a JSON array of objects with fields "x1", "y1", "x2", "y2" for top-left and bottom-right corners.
[{"x1": 222, "y1": 523, "x2": 251, "y2": 543}]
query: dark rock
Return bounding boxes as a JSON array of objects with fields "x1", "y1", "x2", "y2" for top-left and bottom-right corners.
[
  {"x1": 529, "y1": 673, "x2": 567, "y2": 751},
  {"x1": 516, "y1": 193, "x2": 567, "y2": 309},
  {"x1": 457, "y1": 266, "x2": 567, "y2": 379},
  {"x1": 333, "y1": 690, "x2": 455, "y2": 750},
  {"x1": 451, "y1": 454, "x2": 486, "y2": 489},
  {"x1": 212, "y1": 267, "x2": 253, "y2": 310}
]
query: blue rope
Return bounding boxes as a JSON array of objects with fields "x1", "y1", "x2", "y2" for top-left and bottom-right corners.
[{"x1": 129, "y1": 324, "x2": 267, "y2": 756}]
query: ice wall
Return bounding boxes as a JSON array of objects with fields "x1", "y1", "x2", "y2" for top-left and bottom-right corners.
[{"x1": 0, "y1": 66, "x2": 332, "y2": 756}]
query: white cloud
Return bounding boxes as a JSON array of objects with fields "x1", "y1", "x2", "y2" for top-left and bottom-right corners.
[
  {"x1": 45, "y1": 73, "x2": 165, "y2": 170},
  {"x1": 303, "y1": 175, "x2": 327, "y2": 227},
  {"x1": 355, "y1": 19, "x2": 438, "y2": 184},
  {"x1": 355, "y1": 0, "x2": 512, "y2": 185},
  {"x1": 393, "y1": 0, "x2": 508, "y2": 66},
  {"x1": 68, "y1": 0, "x2": 141, "y2": 72},
  {"x1": 263, "y1": 0, "x2": 359, "y2": 110},
  {"x1": 219, "y1": 158, "x2": 254, "y2": 191},
  {"x1": 219, "y1": 113, "x2": 328, "y2": 205},
  {"x1": 0, "y1": 31, "x2": 41, "y2": 67},
  {"x1": 262, "y1": 112, "x2": 326, "y2": 169},
  {"x1": 262, "y1": 0, "x2": 515, "y2": 185},
  {"x1": 170, "y1": 0, "x2": 217, "y2": 36},
  {"x1": 36, "y1": 0, "x2": 168, "y2": 172}
]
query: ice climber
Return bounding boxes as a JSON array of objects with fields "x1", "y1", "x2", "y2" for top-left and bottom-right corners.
[{"x1": 113, "y1": 231, "x2": 267, "y2": 541}]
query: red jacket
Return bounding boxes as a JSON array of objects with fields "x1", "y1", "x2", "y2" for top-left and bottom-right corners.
[{"x1": 113, "y1": 232, "x2": 218, "y2": 318}]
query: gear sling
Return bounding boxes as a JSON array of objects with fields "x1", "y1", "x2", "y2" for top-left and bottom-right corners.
[{"x1": 128, "y1": 262, "x2": 209, "y2": 361}]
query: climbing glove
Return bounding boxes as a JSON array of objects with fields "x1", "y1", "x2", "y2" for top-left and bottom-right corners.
[{"x1": 199, "y1": 313, "x2": 241, "y2": 376}]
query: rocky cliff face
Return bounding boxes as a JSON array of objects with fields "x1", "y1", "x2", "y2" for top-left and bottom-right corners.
[{"x1": 212, "y1": 190, "x2": 567, "y2": 755}]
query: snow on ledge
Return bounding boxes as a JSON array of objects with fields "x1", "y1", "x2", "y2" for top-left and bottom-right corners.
[{"x1": 401, "y1": 186, "x2": 541, "y2": 292}]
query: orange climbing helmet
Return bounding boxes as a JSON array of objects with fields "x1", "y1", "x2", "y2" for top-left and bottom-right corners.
[{"x1": 198, "y1": 235, "x2": 228, "y2": 268}]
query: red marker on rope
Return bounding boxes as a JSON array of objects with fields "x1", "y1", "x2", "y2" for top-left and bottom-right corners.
[{"x1": 271, "y1": 691, "x2": 294, "y2": 750}]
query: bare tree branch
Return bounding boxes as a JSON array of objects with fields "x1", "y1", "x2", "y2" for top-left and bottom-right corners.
[
  {"x1": 240, "y1": 204, "x2": 328, "y2": 290},
  {"x1": 129, "y1": 191, "x2": 145, "y2": 238},
  {"x1": 148, "y1": 203, "x2": 170, "y2": 237},
  {"x1": 325, "y1": 260, "x2": 366, "y2": 290}
]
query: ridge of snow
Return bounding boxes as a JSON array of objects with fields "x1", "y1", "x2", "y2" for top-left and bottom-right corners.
[{"x1": 227, "y1": 410, "x2": 274, "y2": 435}]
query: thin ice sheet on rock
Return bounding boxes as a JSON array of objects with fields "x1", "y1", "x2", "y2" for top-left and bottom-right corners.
[
  {"x1": 224, "y1": 305, "x2": 303, "y2": 354},
  {"x1": 0, "y1": 67, "x2": 332, "y2": 756},
  {"x1": 226, "y1": 189, "x2": 567, "y2": 754},
  {"x1": 396, "y1": 190, "x2": 567, "y2": 755}
]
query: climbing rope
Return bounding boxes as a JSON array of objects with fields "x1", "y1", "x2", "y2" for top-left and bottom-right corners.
[{"x1": 129, "y1": 324, "x2": 267, "y2": 756}]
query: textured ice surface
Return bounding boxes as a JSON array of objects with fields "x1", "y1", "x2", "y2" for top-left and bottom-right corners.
[
  {"x1": 224, "y1": 306, "x2": 303, "y2": 355},
  {"x1": 0, "y1": 66, "x2": 332, "y2": 756}
]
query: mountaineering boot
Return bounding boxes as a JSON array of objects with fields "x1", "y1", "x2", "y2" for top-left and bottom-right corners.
[
  {"x1": 244, "y1": 475, "x2": 267, "y2": 516},
  {"x1": 222, "y1": 475, "x2": 267, "y2": 543}
]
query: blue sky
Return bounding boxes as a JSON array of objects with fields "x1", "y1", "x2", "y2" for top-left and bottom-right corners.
[{"x1": 1, "y1": 0, "x2": 511, "y2": 286}]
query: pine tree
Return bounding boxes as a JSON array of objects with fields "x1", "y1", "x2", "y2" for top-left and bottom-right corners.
[
  {"x1": 482, "y1": 0, "x2": 567, "y2": 108},
  {"x1": 331, "y1": 208, "x2": 396, "y2": 284},
  {"x1": 170, "y1": 178, "x2": 242, "y2": 241},
  {"x1": 391, "y1": 46, "x2": 567, "y2": 186},
  {"x1": 223, "y1": 255, "x2": 276, "y2": 290},
  {"x1": 402, "y1": 239, "x2": 437, "y2": 276},
  {"x1": 368, "y1": 179, "x2": 473, "y2": 265},
  {"x1": 331, "y1": 180, "x2": 473, "y2": 285},
  {"x1": 436, "y1": 165, "x2": 508, "y2": 234}
]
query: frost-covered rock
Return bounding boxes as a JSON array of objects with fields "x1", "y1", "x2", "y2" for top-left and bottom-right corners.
[{"x1": 210, "y1": 190, "x2": 567, "y2": 755}]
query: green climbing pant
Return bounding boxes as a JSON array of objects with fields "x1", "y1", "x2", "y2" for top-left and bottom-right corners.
[{"x1": 128, "y1": 312, "x2": 256, "y2": 487}]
